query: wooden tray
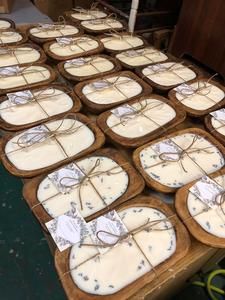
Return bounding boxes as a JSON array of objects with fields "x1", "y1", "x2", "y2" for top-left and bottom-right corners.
[
  {"x1": 43, "y1": 35, "x2": 104, "y2": 62},
  {"x1": 0, "y1": 63, "x2": 57, "y2": 96},
  {"x1": 168, "y1": 77, "x2": 225, "y2": 117},
  {"x1": 80, "y1": 18, "x2": 127, "y2": 34},
  {"x1": 0, "y1": 43, "x2": 47, "y2": 67},
  {"x1": 58, "y1": 54, "x2": 121, "y2": 83},
  {"x1": 175, "y1": 168, "x2": 225, "y2": 248},
  {"x1": 54, "y1": 195, "x2": 190, "y2": 300},
  {"x1": 98, "y1": 32, "x2": 148, "y2": 54},
  {"x1": 0, "y1": 17, "x2": 15, "y2": 29},
  {"x1": 0, "y1": 29, "x2": 27, "y2": 46},
  {"x1": 74, "y1": 70, "x2": 152, "y2": 114},
  {"x1": 97, "y1": 94, "x2": 186, "y2": 148},
  {"x1": 64, "y1": 8, "x2": 108, "y2": 23},
  {"x1": 0, "y1": 83, "x2": 82, "y2": 131},
  {"x1": 205, "y1": 113, "x2": 225, "y2": 146},
  {"x1": 27, "y1": 23, "x2": 83, "y2": 44},
  {"x1": 22, "y1": 147, "x2": 145, "y2": 230},
  {"x1": 114, "y1": 48, "x2": 171, "y2": 70},
  {"x1": 0, "y1": 112, "x2": 105, "y2": 178},
  {"x1": 135, "y1": 61, "x2": 202, "y2": 93},
  {"x1": 133, "y1": 127, "x2": 225, "y2": 193}
]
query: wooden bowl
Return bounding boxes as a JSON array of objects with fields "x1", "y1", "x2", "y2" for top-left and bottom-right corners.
[
  {"x1": 74, "y1": 70, "x2": 152, "y2": 114},
  {"x1": 205, "y1": 112, "x2": 225, "y2": 146},
  {"x1": 55, "y1": 195, "x2": 190, "y2": 300},
  {"x1": 43, "y1": 35, "x2": 104, "y2": 61},
  {"x1": 58, "y1": 54, "x2": 121, "y2": 83},
  {"x1": 0, "y1": 113, "x2": 105, "y2": 177},
  {"x1": 175, "y1": 168, "x2": 225, "y2": 248},
  {"x1": 133, "y1": 128, "x2": 225, "y2": 193},
  {"x1": 168, "y1": 77, "x2": 225, "y2": 117},
  {"x1": 0, "y1": 83, "x2": 82, "y2": 131},
  {"x1": 0, "y1": 18, "x2": 15, "y2": 29},
  {"x1": 97, "y1": 94, "x2": 186, "y2": 148},
  {"x1": 22, "y1": 147, "x2": 145, "y2": 230},
  {"x1": 0, "y1": 29, "x2": 27, "y2": 46}
]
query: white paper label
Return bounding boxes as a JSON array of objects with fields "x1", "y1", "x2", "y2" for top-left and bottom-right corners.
[
  {"x1": 91, "y1": 80, "x2": 111, "y2": 90},
  {"x1": 210, "y1": 109, "x2": 225, "y2": 123},
  {"x1": 7, "y1": 90, "x2": 33, "y2": 105},
  {"x1": 148, "y1": 63, "x2": 167, "y2": 73},
  {"x1": 0, "y1": 66, "x2": 20, "y2": 76},
  {"x1": 46, "y1": 204, "x2": 89, "y2": 251},
  {"x1": 152, "y1": 140, "x2": 181, "y2": 161},
  {"x1": 38, "y1": 23, "x2": 55, "y2": 30},
  {"x1": 56, "y1": 37, "x2": 73, "y2": 46},
  {"x1": 111, "y1": 104, "x2": 136, "y2": 118},
  {"x1": 67, "y1": 57, "x2": 87, "y2": 66},
  {"x1": 174, "y1": 83, "x2": 195, "y2": 96},
  {"x1": 48, "y1": 163, "x2": 85, "y2": 194},
  {"x1": 88, "y1": 210, "x2": 128, "y2": 254},
  {"x1": 0, "y1": 48, "x2": 9, "y2": 55},
  {"x1": 18, "y1": 125, "x2": 49, "y2": 146},
  {"x1": 189, "y1": 176, "x2": 224, "y2": 208}
]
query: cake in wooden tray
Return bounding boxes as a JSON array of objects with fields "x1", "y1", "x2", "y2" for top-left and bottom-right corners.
[
  {"x1": 55, "y1": 195, "x2": 190, "y2": 300},
  {"x1": 0, "y1": 29, "x2": 27, "y2": 46}
]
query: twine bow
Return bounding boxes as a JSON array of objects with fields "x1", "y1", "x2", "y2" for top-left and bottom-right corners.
[
  {"x1": 37, "y1": 16, "x2": 67, "y2": 32},
  {"x1": 72, "y1": 2, "x2": 100, "y2": 18},
  {"x1": 89, "y1": 13, "x2": 118, "y2": 26},
  {"x1": 57, "y1": 36, "x2": 93, "y2": 52}
]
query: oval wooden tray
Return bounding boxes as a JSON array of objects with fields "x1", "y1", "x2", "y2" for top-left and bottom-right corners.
[
  {"x1": 97, "y1": 94, "x2": 186, "y2": 148},
  {"x1": 43, "y1": 35, "x2": 104, "y2": 61},
  {"x1": 74, "y1": 70, "x2": 152, "y2": 114},
  {"x1": 133, "y1": 127, "x2": 225, "y2": 193},
  {"x1": 0, "y1": 63, "x2": 57, "y2": 96},
  {"x1": 0, "y1": 83, "x2": 82, "y2": 131},
  {"x1": 168, "y1": 77, "x2": 225, "y2": 117},
  {"x1": 114, "y1": 48, "x2": 171, "y2": 70},
  {"x1": 98, "y1": 32, "x2": 148, "y2": 54},
  {"x1": 27, "y1": 23, "x2": 83, "y2": 44},
  {"x1": 80, "y1": 18, "x2": 127, "y2": 34},
  {"x1": 175, "y1": 168, "x2": 225, "y2": 248},
  {"x1": 22, "y1": 147, "x2": 145, "y2": 230},
  {"x1": 54, "y1": 195, "x2": 190, "y2": 300},
  {"x1": 0, "y1": 18, "x2": 15, "y2": 29},
  {"x1": 0, "y1": 29, "x2": 27, "y2": 46},
  {"x1": 205, "y1": 113, "x2": 225, "y2": 146},
  {"x1": 58, "y1": 54, "x2": 121, "y2": 83},
  {"x1": 0, "y1": 43, "x2": 47, "y2": 68},
  {"x1": 0, "y1": 113, "x2": 105, "y2": 178},
  {"x1": 135, "y1": 61, "x2": 202, "y2": 93}
]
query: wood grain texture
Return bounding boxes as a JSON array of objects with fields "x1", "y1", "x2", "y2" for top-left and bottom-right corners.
[
  {"x1": 133, "y1": 128, "x2": 225, "y2": 193},
  {"x1": 97, "y1": 94, "x2": 186, "y2": 148},
  {"x1": 57, "y1": 54, "x2": 121, "y2": 83},
  {"x1": 54, "y1": 195, "x2": 190, "y2": 300},
  {"x1": 0, "y1": 113, "x2": 105, "y2": 177},
  {"x1": 0, "y1": 83, "x2": 82, "y2": 131},
  {"x1": 74, "y1": 70, "x2": 152, "y2": 114},
  {"x1": 168, "y1": 77, "x2": 225, "y2": 117},
  {"x1": 205, "y1": 114, "x2": 225, "y2": 146},
  {"x1": 22, "y1": 147, "x2": 145, "y2": 230},
  {"x1": 175, "y1": 168, "x2": 225, "y2": 248}
]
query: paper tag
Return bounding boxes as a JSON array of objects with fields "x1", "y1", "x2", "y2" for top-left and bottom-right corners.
[
  {"x1": 88, "y1": 210, "x2": 128, "y2": 254},
  {"x1": 91, "y1": 80, "x2": 111, "y2": 90},
  {"x1": 7, "y1": 90, "x2": 33, "y2": 105},
  {"x1": 210, "y1": 109, "x2": 225, "y2": 123},
  {"x1": 189, "y1": 176, "x2": 224, "y2": 208},
  {"x1": 38, "y1": 23, "x2": 55, "y2": 30},
  {"x1": 0, "y1": 66, "x2": 20, "y2": 76},
  {"x1": 174, "y1": 83, "x2": 195, "y2": 96},
  {"x1": 46, "y1": 204, "x2": 89, "y2": 251},
  {"x1": 125, "y1": 50, "x2": 139, "y2": 57},
  {"x1": 0, "y1": 48, "x2": 9, "y2": 55},
  {"x1": 67, "y1": 57, "x2": 87, "y2": 66},
  {"x1": 148, "y1": 63, "x2": 167, "y2": 73},
  {"x1": 48, "y1": 163, "x2": 85, "y2": 194},
  {"x1": 152, "y1": 140, "x2": 181, "y2": 161},
  {"x1": 56, "y1": 37, "x2": 73, "y2": 46},
  {"x1": 19, "y1": 125, "x2": 49, "y2": 146},
  {"x1": 111, "y1": 104, "x2": 136, "y2": 118}
]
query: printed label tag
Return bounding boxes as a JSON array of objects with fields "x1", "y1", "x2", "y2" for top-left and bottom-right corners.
[
  {"x1": 91, "y1": 80, "x2": 111, "y2": 90},
  {"x1": 38, "y1": 23, "x2": 55, "y2": 30},
  {"x1": 174, "y1": 83, "x2": 195, "y2": 96},
  {"x1": 0, "y1": 48, "x2": 9, "y2": 55},
  {"x1": 88, "y1": 210, "x2": 128, "y2": 254},
  {"x1": 210, "y1": 109, "x2": 225, "y2": 123},
  {"x1": 111, "y1": 104, "x2": 136, "y2": 118},
  {"x1": 148, "y1": 63, "x2": 167, "y2": 73},
  {"x1": 152, "y1": 140, "x2": 181, "y2": 161},
  {"x1": 66, "y1": 57, "x2": 87, "y2": 66},
  {"x1": 0, "y1": 65, "x2": 20, "y2": 76},
  {"x1": 46, "y1": 204, "x2": 89, "y2": 252},
  {"x1": 56, "y1": 37, "x2": 73, "y2": 46},
  {"x1": 7, "y1": 90, "x2": 33, "y2": 105},
  {"x1": 189, "y1": 176, "x2": 224, "y2": 208},
  {"x1": 48, "y1": 163, "x2": 85, "y2": 194},
  {"x1": 18, "y1": 125, "x2": 49, "y2": 147}
]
